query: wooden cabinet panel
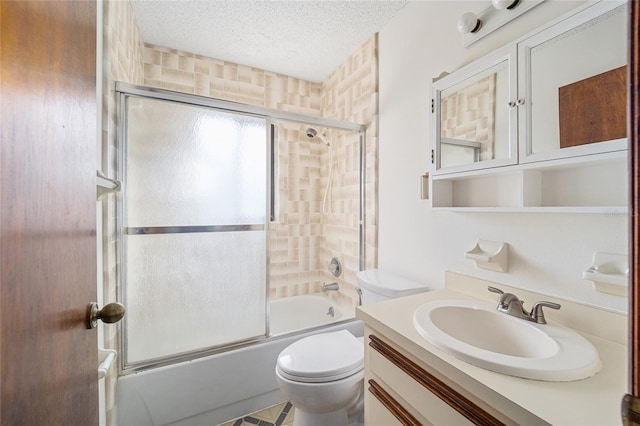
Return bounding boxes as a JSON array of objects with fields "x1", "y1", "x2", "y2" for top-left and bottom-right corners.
[
  {"x1": 366, "y1": 379, "x2": 421, "y2": 426},
  {"x1": 559, "y1": 66, "x2": 627, "y2": 148},
  {"x1": 368, "y1": 335, "x2": 483, "y2": 426}
]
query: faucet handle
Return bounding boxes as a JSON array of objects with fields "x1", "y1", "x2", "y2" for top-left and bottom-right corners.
[
  {"x1": 487, "y1": 286, "x2": 504, "y2": 296},
  {"x1": 488, "y1": 286, "x2": 524, "y2": 315},
  {"x1": 529, "y1": 301, "x2": 561, "y2": 324}
]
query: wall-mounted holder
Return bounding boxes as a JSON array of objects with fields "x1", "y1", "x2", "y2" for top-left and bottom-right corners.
[
  {"x1": 465, "y1": 240, "x2": 509, "y2": 272},
  {"x1": 97, "y1": 170, "x2": 121, "y2": 201},
  {"x1": 582, "y1": 252, "x2": 628, "y2": 297},
  {"x1": 421, "y1": 172, "x2": 429, "y2": 200},
  {"x1": 98, "y1": 348, "x2": 117, "y2": 380}
]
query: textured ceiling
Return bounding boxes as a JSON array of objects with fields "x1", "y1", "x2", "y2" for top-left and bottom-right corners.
[{"x1": 130, "y1": 0, "x2": 407, "y2": 83}]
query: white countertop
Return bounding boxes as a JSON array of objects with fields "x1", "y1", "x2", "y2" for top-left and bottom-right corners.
[{"x1": 356, "y1": 287, "x2": 627, "y2": 426}]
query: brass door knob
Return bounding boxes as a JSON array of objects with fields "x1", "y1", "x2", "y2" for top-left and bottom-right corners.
[{"x1": 86, "y1": 302, "x2": 126, "y2": 329}]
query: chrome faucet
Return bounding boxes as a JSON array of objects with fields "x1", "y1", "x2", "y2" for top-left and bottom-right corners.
[
  {"x1": 323, "y1": 282, "x2": 339, "y2": 292},
  {"x1": 488, "y1": 286, "x2": 561, "y2": 324}
]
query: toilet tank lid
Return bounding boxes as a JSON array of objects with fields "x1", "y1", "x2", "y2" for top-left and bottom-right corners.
[{"x1": 357, "y1": 269, "x2": 430, "y2": 297}]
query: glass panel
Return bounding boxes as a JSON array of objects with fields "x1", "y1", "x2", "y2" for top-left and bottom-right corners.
[
  {"x1": 529, "y1": 4, "x2": 627, "y2": 155},
  {"x1": 439, "y1": 59, "x2": 510, "y2": 169},
  {"x1": 124, "y1": 231, "x2": 267, "y2": 364},
  {"x1": 121, "y1": 95, "x2": 268, "y2": 366},
  {"x1": 125, "y1": 96, "x2": 266, "y2": 227}
]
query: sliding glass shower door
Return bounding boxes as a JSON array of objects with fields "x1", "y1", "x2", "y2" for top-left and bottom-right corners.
[{"x1": 119, "y1": 93, "x2": 268, "y2": 367}]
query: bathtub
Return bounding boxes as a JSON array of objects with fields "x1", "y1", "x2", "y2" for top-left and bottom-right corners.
[
  {"x1": 117, "y1": 294, "x2": 362, "y2": 426},
  {"x1": 270, "y1": 294, "x2": 353, "y2": 335}
]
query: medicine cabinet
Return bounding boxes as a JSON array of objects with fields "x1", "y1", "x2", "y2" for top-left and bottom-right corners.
[
  {"x1": 432, "y1": 46, "x2": 517, "y2": 174},
  {"x1": 431, "y1": 0, "x2": 628, "y2": 212}
]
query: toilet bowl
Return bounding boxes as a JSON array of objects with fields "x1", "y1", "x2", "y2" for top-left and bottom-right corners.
[
  {"x1": 275, "y1": 330, "x2": 364, "y2": 426},
  {"x1": 275, "y1": 269, "x2": 430, "y2": 426}
]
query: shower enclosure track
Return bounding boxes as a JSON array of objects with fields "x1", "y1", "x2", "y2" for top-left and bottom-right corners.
[
  {"x1": 124, "y1": 224, "x2": 265, "y2": 235},
  {"x1": 116, "y1": 82, "x2": 365, "y2": 132}
]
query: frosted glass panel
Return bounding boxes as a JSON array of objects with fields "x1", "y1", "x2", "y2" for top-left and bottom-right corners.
[
  {"x1": 125, "y1": 97, "x2": 267, "y2": 226},
  {"x1": 124, "y1": 231, "x2": 267, "y2": 363},
  {"x1": 121, "y1": 95, "x2": 268, "y2": 366}
]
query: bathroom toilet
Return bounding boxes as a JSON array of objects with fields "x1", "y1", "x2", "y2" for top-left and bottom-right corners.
[{"x1": 275, "y1": 269, "x2": 430, "y2": 426}]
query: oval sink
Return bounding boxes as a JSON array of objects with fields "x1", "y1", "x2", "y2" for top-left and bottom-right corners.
[{"x1": 414, "y1": 299, "x2": 601, "y2": 381}]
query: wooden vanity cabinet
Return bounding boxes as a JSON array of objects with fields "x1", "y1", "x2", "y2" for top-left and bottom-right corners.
[{"x1": 363, "y1": 327, "x2": 510, "y2": 426}]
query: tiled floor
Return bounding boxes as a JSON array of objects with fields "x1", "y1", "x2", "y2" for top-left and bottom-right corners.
[{"x1": 219, "y1": 402, "x2": 294, "y2": 426}]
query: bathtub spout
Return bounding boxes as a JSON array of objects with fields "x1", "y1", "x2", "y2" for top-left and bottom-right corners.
[{"x1": 322, "y1": 282, "x2": 339, "y2": 292}]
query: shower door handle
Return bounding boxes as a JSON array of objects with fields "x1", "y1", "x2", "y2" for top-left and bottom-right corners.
[{"x1": 86, "y1": 302, "x2": 126, "y2": 329}]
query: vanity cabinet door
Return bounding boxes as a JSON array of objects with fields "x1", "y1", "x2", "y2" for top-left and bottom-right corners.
[
  {"x1": 365, "y1": 333, "x2": 500, "y2": 425},
  {"x1": 432, "y1": 45, "x2": 518, "y2": 176},
  {"x1": 366, "y1": 380, "x2": 418, "y2": 426},
  {"x1": 517, "y1": 0, "x2": 627, "y2": 164}
]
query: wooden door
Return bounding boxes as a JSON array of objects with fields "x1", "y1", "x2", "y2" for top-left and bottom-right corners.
[
  {"x1": 627, "y1": 0, "x2": 640, "y2": 424},
  {"x1": 1, "y1": 1, "x2": 98, "y2": 424}
]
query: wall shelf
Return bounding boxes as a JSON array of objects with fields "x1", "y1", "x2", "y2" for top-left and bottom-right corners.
[
  {"x1": 432, "y1": 151, "x2": 627, "y2": 212},
  {"x1": 433, "y1": 206, "x2": 628, "y2": 214}
]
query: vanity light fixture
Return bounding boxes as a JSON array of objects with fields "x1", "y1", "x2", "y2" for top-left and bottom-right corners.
[
  {"x1": 491, "y1": 0, "x2": 521, "y2": 11},
  {"x1": 460, "y1": 0, "x2": 545, "y2": 47},
  {"x1": 457, "y1": 12, "x2": 482, "y2": 34}
]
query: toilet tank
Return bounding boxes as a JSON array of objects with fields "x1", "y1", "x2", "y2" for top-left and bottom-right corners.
[{"x1": 356, "y1": 269, "x2": 430, "y2": 305}]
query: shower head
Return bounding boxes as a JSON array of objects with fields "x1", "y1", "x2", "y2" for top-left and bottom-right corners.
[{"x1": 305, "y1": 127, "x2": 330, "y2": 146}]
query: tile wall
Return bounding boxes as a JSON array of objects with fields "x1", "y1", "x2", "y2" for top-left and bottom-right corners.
[
  {"x1": 101, "y1": 1, "x2": 144, "y2": 425},
  {"x1": 143, "y1": 44, "x2": 321, "y2": 115},
  {"x1": 321, "y1": 36, "x2": 379, "y2": 307},
  {"x1": 142, "y1": 39, "x2": 379, "y2": 307}
]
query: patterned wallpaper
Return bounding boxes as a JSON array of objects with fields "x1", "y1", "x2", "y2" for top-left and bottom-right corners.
[
  {"x1": 143, "y1": 44, "x2": 321, "y2": 115},
  {"x1": 142, "y1": 38, "x2": 379, "y2": 308},
  {"x1": 321, "y1": 35, "x2": 379, "y2": 307}
]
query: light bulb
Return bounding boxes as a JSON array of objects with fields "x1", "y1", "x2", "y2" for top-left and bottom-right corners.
[
  {"x1": 457, "y1": 12, "x2": 482, "y2": 34},
  {"x1": 492, "y1": 0, "x2": 520, "y2": 10}
]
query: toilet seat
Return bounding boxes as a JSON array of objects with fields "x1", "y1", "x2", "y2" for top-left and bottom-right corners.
[{"x1": 276, "y1": 330, "x2": 364, "y2": 383}]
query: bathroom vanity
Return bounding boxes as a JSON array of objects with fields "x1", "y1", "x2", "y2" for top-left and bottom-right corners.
[{"x1": 355, "y1": 272, "x2": 627, "y2": 425}]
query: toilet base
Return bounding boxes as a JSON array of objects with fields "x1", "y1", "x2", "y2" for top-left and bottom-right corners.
[
  {"x1": 292, "y1": 393, "x2": 363, "y2": 426},
  {"x1": 293, "y1": 407, "x2": 348, "y2": 426}
]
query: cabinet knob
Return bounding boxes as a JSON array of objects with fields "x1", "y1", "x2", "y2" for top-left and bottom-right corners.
[
  {"x1": 517, "y1": 98, "x2": 525, "y2": 106},
  {"x1": 508, "y1": 100, "x2": 517, "y2": 108}
]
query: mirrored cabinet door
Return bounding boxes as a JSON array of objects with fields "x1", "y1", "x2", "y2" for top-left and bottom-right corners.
[
  {"x1": 518, "y1": 0, "x2": 627, "y2": 163},
  {"x1": 432, "y1": 46, "x2": 518, "y2": 175}
]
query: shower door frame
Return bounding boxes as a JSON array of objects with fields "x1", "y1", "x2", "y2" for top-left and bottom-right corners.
[{"x1": 115, "y1": 82, "x2": 366, "y2": 372}]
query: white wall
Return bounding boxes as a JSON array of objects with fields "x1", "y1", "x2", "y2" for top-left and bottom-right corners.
[{"x1": 378, "y1": 0, "x2": 628, "y2": 313}]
